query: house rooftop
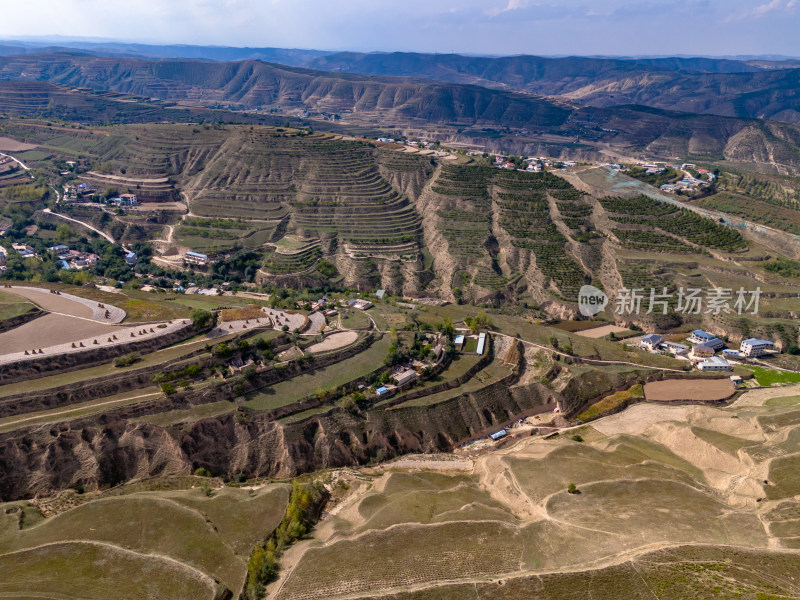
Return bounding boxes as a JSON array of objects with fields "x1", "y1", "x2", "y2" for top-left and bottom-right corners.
[{"x1": 691, "y1": 330, "x2": 715, "y2": 339}]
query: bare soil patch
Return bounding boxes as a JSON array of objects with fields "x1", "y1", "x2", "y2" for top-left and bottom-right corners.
[
  {"x1": 0, "y1": 313, "x2": 121, "y2": 354},
  {"x1": 644, "y1": 378, "x2": 735, "y2": 402},
  {"x1": 0, "y1": 137, "x2": 37, "y2": 152},
  {"x1": 4, "y1": 286, "x2": 125, "y2": 322},
  {"x1": 574, "y1": 324, "x2": 630, "y2": 338},
  {"x1": 307, "y1": 331, "x2": 358, "y2": 354}
]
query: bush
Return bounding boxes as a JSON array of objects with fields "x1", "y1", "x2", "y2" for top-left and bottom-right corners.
[
  {"x1": 160, "y1": 382, "x2": 176, "y2": 396},
  {"x1": 113, "y1": 352, "x2": 141, "y2": 368},
  {"x1": 194, "y1": 467, "x2": 211, "y2": 477},
  {"x1": 190, "y1": 308, "x2": 213, "y2": 329},
  {"x1": 567, "y1": 483, "x2": 578, "y2": 494},
  {"x1": 571, "y1": 434, "x2": 584, "y2": 443}
]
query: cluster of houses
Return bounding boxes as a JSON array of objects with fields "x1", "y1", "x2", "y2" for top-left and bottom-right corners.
[
  {"x1": 0, "y1": 245, "x2": 6, "y2": 271},
  {"x1": 639, "y1": 329, "x2": 777, "y2": 371},
  {"x1": 492, "y1": 155, "x2": 575, "y2": 172},
  {"x1": 63, "y1": 184, "x2": 138, "y2": 208},
  {"x1": 375, "y1": 332, "x2": 449, "y2": 399},
  {"x1": 345, "y1": 298, "x2": 373, "y2": 311},
  {"x1": 109, "y1": 193, "x2": 138, "y2": 208},
  {"x1": 11, "y1": 242, "x2": 37, "y2": 260},
  {"x1": 454, "y1": 332, "x2": 488, "y2": 356},
  {"x1": 48, "y1": 244, "x2": 99, "y2": 270}
]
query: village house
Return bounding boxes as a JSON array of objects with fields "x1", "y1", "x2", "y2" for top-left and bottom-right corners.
[
  {"x1": 660, "y1": 341, "x2": 689, "y2": 356},
  {"x1": 11, "y1": 243, "x2": 36, "y2": 259},
  {"x1": 639, "y1": 334, "x2": 663, "y2": 352},
  {"x1": 691, "y1": 343, "x2": 718, "y2": 361},
  {"x1": 697, "y1": 356, "x2": 733, "y2": 371},
  {"x1": 393, "y1": 368, "x2": 418, "y2": 388},
  {"x1": 740, "y1": 338, "x2": 775, "y2": 358},
  {"x1": 347, "y1": 299, "x2": 373, "y2": 310},
  {"x1": 184, "y1": 251, "x2": 209, "y2": 265},
  {"x1": 688, "y1": 330, "x2": 722, "y2": 347}
]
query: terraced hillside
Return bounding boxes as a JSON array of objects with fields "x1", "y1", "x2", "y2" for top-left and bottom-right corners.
[
  {"x1": 270, "y1": 387, "x2": 800, "y2": 600},
  {"x1": 0, "y1": 479, "x2": 291, "y2": 599},
  {"x1": 417, "y1": 162, "x2": 774, "y2": 325},
  {"x1": 4, "y1": 117, "x2": 800, "y2": 327}
]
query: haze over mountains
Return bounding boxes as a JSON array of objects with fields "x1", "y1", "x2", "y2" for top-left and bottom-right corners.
[
  {"x1": 2, "y1": 40, "x2": 800, "y2": 123},
  {"x1": 2, "y1": 49, "x2": 800, "y2": 174}
]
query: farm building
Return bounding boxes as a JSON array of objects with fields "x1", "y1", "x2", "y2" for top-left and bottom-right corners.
[
  {"x1": 453, "y1": 334, "x2": 465, "y2": 352},
  {"x1": 697, "y1": 356, "x2": 733, "y2": 371},
  {"x1": 722, "y1": 349, "x2": 742, "y2": 359},
  {"x1": 689, "y1": 330, "x2": 717, "y2": 344},
  {"x1": 660, "y1": 341, "x2": 689, "y2": 356},
  {"x1": 740, "y1": 338, "x2": 775, "y2": 358},
  {"x1": 375, "y1": 386, "x2": 389, "y2": 397},
  {"x1": 185, "y1": 251, "x2": 209, "y2": 265},
  {"x1": 347, "y1": 299, "x2": 373, "y2": 310},
  {"x1": 476, "y1": 332, "x2": 487, "y2": 355},
  {"x1": 490, "y1": 430, "x2": 507, "y2": 441},
  {"x1": 125, "y1": 252, "x2": 137, "y2": 266},
  {"x1": 640, "y1": 334, "x2": 663, "y2": 352},
  {"x1": 691, "y1": 344, "x2": 718, "y2": 360},
  {"x1": 393, "y1": 368, "x2": 418, "y2": 388}
]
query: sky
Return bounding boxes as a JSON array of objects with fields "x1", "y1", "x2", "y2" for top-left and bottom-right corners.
[{"x1": 1, "y1": 0, "x2": 799, "y2": 57}]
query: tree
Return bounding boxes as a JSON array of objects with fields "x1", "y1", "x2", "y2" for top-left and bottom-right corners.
[
  {"x1": 189, "y1": 308, "x2": 213, "y2": 329},
  {"x1": 567, "y1": 483, "x2": 578, "y2": 494},
  {"x1": 160, "y1": 382, "x2": 176, "y2": 396}
]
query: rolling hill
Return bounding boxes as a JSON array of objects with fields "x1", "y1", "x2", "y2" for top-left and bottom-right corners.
[
  {"x1": 3, "y1": 56, "x2": 800, "y2": 175},
  {"x1": 304, "y1": 51, "x2": 800, "y2": 123}
]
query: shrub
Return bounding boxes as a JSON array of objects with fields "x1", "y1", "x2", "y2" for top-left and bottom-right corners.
[
  {"x1": 160, "y1": 382, "x2": 176, "y2": 396},
  {"x1": 571, "y1": 434, "x2": 584, "y2": 443},
  {"x1": 189, "y1": 308, "x2": 213, "y2": 329},
  {"x1": 113, "y1": 352, "x2": 141, "y2": 368},
  {"x1": 213, "y1": 343, "x2": 233, "y2": 358},
  {"x1": 194, "y1": 467, "x2": 211, "y2": 477},
  {"x1": 567, "y1": 483, "x2": 578, "y2": 494}
]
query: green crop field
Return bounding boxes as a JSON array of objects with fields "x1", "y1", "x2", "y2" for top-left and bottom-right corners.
[
  {"x1": 746, "y1": 366, "x2": 800, "y2": 386},
  {"x1": 0, "y1": 289, "x2": 36, "y2": 322}
]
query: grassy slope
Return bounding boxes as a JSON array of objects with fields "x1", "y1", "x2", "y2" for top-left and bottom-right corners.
[{"x1": 0, "y1": 484, "x2": 290, "y2": 598}]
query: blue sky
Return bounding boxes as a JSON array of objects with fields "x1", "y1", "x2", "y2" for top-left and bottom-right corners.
[{"x1": 2, "y1": 0, "x2": 799, "y2": 57}]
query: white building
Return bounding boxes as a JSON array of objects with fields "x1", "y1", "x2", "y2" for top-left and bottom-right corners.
[
  {"x1": 740, "y1": 338, "x2": 775, "y2": 358},
  {"x1": 640, "y1": 334, "x2": 663, "y2": 352},
  {"x1": 697, "y1": 356, "x2": 733, "y2": 371}
]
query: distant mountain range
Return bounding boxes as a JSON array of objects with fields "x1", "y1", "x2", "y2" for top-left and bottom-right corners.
[
  {"x1": 301, "y1": 52, "x2": 800, "y2": 123},
  {"x1": 1, "y1": 41, "x2": 798, "y2": 124},
  {"x1": 2, "y1": 54, "x2": 800, "y2": 174}
]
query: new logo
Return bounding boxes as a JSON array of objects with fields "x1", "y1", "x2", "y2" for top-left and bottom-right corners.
[{"x1": 578, "y1": 285, "x2": 608, "y2": 317}]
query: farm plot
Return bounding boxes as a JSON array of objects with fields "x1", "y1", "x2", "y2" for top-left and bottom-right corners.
[
  {"x1": 573, "y1": 324, "x2": 630, "y2": 338},
  {"x1": 0, "y1": 289, "x2": 35, "y2": 322},
  {"x1": 3, "y1": 286, "x2": 125, "y2": 322},
  {"x1": 644, "y1": 379, "x2": 735, "y2": 402},
  {"x1": 306, "y1": 331, "x2": 358, "y2": 354},
  {"x1": 175, "y1": 217, "x2": 277, "y2": 252}
]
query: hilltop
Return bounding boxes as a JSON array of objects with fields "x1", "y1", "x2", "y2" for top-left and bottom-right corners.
[{"x1": 2, "y1": 59, "x2": 800, "y2": 175}]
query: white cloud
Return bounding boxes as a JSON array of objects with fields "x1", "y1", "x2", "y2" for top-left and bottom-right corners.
[{"x1": 727, "y1": 0, "x2": 798, "y2": 21}]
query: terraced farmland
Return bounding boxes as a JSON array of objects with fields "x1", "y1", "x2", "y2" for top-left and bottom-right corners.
[{"x1": 272, "y1": 387, "x2": 800, "y2": 600}]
